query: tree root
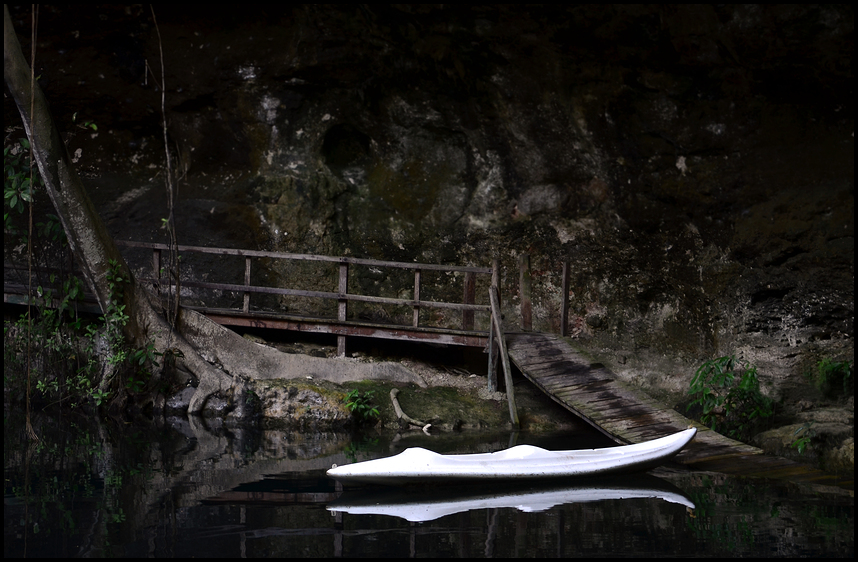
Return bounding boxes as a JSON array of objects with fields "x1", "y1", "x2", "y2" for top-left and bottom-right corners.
[
  {"x1": 124, "y1": 292, "x2": 235, "y2": 415},
  {"x1": 390, "y1": 388, "x2": 432, "y2": 433}
]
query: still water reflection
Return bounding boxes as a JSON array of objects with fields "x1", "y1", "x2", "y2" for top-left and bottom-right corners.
[{"x1": 4, "y1": 411, "x2": 853, "y2": 557}]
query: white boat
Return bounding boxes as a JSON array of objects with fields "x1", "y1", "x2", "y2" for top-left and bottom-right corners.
[
  {"x1": 328, "y1": 477, "x2": 695, "y2": 522},
  {"x1": 327, "y1": 427, "x2": 696, "y2": 486}
]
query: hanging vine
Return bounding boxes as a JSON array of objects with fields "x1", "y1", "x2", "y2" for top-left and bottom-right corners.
[
  {"x1": 148, "y1": 5, "x2": 181, "y2": 333},
  {"x1": 24, "y1": 3, "x2": 40, "y2": 442}
]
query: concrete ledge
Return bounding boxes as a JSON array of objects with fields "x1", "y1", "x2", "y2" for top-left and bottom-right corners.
[{"x1": 178, "y1": 308, "x2": 427, "y2": 387}]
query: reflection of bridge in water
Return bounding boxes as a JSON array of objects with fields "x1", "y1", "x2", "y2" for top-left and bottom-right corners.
[{"x1": 3, "y1": 241, "x2": 853, "y2": 490}]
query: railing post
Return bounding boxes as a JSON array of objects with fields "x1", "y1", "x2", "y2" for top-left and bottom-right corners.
[
  {"x1": 462, "y1": 271, "x2": 475, "y2": 330},
  {"x1": 412, "y1": 269, "x2": 421, "y2": 327},
  {"x1": 490, "y1": 286, "x2": 519, "y2": 428},
  {"x1": 492, "y1": 259, "x2": 500, "y2": 303},
  {"x1": 487, "y1": 321, "x2": 497, "y2": 392},
  {"x1": 561, "y1": 259, "x2": 570, "y2": 337},
  {"x1": 488, "y1": 259, "x2": 500, "y2": 390},
  {"x1": 152, "y1": 249, "x2": 161, "y2": 293},
  {"x1": 338, "y1": 262, "x2": 349, "y2": 356},
  {"x1": 519, "y1": 253, "x2": 532, "y2": 331},
  {"x1": 243, "y1": 256, "x2": 252, "y2": 313}
]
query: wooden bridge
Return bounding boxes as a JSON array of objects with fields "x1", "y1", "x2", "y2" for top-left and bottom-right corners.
[
  {"x1": 113, "y1": 240, "x2": 501, "y2": 358},
  {"x1": 4, "y1": 242, "x2": 852, "y2": 489},
  {"x1": 506, "y1": 332, "x2": 852, "y2": 489},
  {"x1": 5, "y1": 241, "x2": 501, "y2": 353}
]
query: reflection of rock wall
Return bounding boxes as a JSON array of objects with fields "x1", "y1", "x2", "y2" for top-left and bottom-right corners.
[{"x1": 13, "y1": 5, "x2": 852, "y2": 403}]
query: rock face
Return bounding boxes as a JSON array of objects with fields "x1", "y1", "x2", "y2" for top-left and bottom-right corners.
[
  {"x1": 254, "y1": 382, "x2": 352, "y2": 431},
  {"x1": 4, "y1": 5, "x2": 853, "y2": 405}
]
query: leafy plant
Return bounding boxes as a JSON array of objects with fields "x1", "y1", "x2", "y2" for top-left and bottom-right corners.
[
  {"x1": 791, "y1": 422, "x2": 815, "y2": 455},
  {"x1": 244, "y1": 388, "x2": 260, "y2": 408},
  {"x1": 4, "y1": 137, "x2": 41, "y2": 231},
  {"x1": 90, "y1": 388, "x2": 110, "y2": 407},
  {"x1": 687, "y1": 355, "x2": 775, "y2": 440},
  {"x1": 125, "y1": 375, "x2": 145, "y2": 393},
  {"x1": 102, "y1": 259, "x2": 131, "y2": 368},
  {"x1": 806, "y1": 358, "x2": 853, "y2": 399},
  {"x1": 344, "y1": 389, "x2": 380, "y2": 423},
  {"x1": 125, "y1": 341, "x2": 162, "y2": 394},
  {"x1": 343, "y1": 436, "x2": 380, "y2": 463},
  {"x1": 3, "y1": 131, "x2": 160, "y2": 411},
  {"x1": 72, "y1": 112, "x2": 97, "y2": 131},
  {"x1": 36, "y1": 213, "x2": 67, "y2": 244},
  {"x1": 7, "y1": 309, "x2": 102, "y2": 409},
  {"x1": 4, "y1": 255, "x2": 163, "y2": 409}
]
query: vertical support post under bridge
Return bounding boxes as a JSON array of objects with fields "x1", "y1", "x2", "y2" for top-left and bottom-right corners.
[
  {"x1": 412, "y1": 269, "x2": 421, "y2": 327},
  {"x1": 462, "y1": 271, "x2": 476, "y2": 330},
  {"x1": 487, "y1": 259, "x2": 500, "y2": 392},
  {"x1": 561, "y1": 259, "x2": 570, "y2": 337},
  {"x1": 519, "y1": 254, "x2": 532, "y2": 331},
  {"x1": 337, "y1": 261, "x2": 348, "y2": 357},
  {"x1": 243, "y1": 256, "x2": 251, "y2": 314}
]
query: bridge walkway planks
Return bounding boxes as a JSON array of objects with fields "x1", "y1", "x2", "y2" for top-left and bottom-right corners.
[{"x1": 506, "y1": 332, "x2": 852, "y2": 490}]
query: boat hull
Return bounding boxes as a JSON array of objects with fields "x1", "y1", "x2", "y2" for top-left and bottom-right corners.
[{"x1": 327, "y1": 427, "x2": 696, "y2": 486}]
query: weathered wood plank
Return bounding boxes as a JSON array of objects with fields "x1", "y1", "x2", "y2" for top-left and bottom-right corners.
[
  {"x1": 116, "y1": 239, "x2": 492, "y2": 274},
  {"x1": 520, "y1": 365, "x2": 599, "y2": 382},
  {"x1": 507, "y1": 338, "x2": 571, "y2": 352},
  {"x1": 511, "y1": 350, "x2": 593, "y2": 366},
  {"x1": 193, "y1": 307, "x2": 489, "y2": 347},
  {"x1": 508, "y1": 348, "x2": 594, "y2": 367},
  {"x1": 510, "y1": 352, "x2": 584, "y2": 366},
  {"x1": 151, "y1": 277, "x2": 491, "y2": 312}
]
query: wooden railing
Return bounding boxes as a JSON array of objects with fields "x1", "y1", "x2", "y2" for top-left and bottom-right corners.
[
  {"x1": 116, "y1": 241, "x2": 499, "y2": 355},
  {"x1": 7, "y1": 243, "x2": 520, "y2": 424},
  {"x1": 516, "y1": 254, "x2": 573, "y2": 337}
]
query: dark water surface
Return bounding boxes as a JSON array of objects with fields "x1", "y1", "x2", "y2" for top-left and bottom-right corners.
[{"x1": 4, "y1": 411, "x2": 853, "y2": 557}]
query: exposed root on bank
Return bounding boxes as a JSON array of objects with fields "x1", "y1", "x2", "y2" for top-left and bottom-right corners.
[{"x1": 390, "y1": 388, "x2": 432, "y2": 433}]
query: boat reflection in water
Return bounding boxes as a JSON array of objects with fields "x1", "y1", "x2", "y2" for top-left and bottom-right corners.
[
  {"x1": 327, "y1": 428, "x2": 698, "y2": 522},
  {"x1": 327, "y1": 474, "x2": 695, "y2": 523}
]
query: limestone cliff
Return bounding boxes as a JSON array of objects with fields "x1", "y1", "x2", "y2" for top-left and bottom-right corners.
[{"x1": 4, "y1": 5, "x2": 852, "y2": 407}]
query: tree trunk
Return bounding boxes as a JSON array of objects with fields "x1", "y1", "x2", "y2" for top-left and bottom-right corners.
[
  {"x1": 4, "y1": 5, "x2": 128, "y2": 321},
  {"x1": 4, "y1": 6, "x2": 235, "y2": 412}
]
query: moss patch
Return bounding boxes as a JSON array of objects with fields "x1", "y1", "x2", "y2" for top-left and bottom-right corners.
[{"x1": 335, "y1": 378, "x2": 581, "y2": 431}]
